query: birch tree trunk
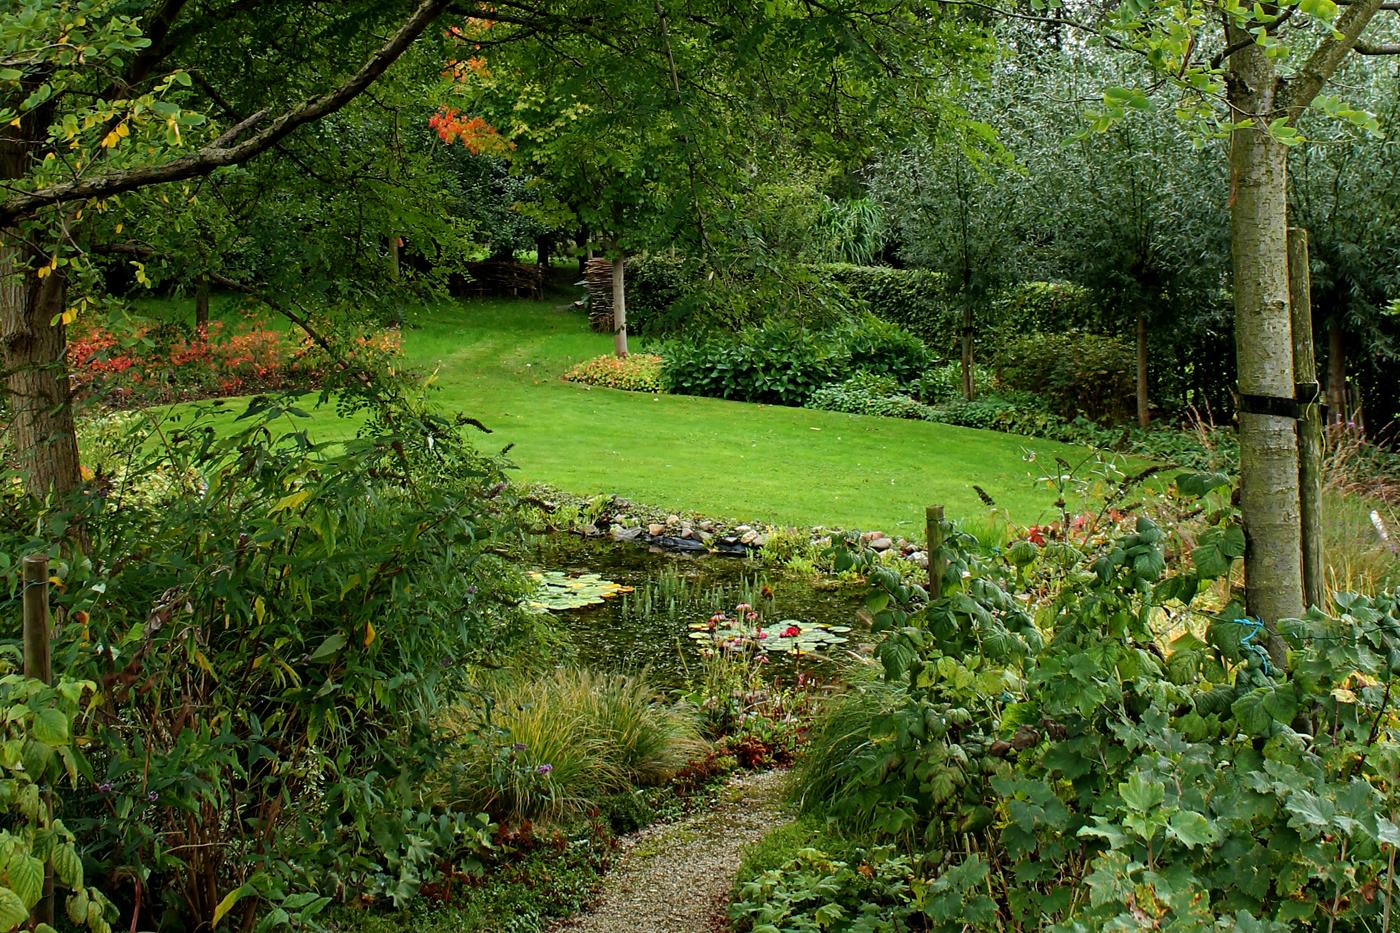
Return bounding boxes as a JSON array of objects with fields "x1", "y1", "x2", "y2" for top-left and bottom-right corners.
[
  {"x1": 612, "y1": 252, "x2": 628, "y2": 358},
  {"x1": 1228, "y1": 35, "x2": 1302, "y2": 660}
]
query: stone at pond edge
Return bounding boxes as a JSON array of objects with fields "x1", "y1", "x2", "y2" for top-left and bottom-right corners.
[
  {"x1": 611, "y1": 526, "x2": 644, "y2": 542},
  {"x1": 648, "y1": 523, "x2": 667, "y2": 536},
  {"x1": 869, "y1": 536, "x2": 894, "y2": 551},
  {"x1": 652, "y1": 535, "x2": 707, "y2": 553}
]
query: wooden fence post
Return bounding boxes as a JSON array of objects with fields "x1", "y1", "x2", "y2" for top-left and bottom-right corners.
[
  {"x1": 1288, "y1": 227, "x2": 1325, "y2": 610},
  {"x1": 926, "y1": 505, "x2": 945, "y2": 598},
  {"x1": 22, "y1": 554, "x2": 54, "y2": 926}
]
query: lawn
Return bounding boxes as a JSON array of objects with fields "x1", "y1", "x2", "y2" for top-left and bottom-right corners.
[{"x1": 139, "y1": 288, "x2": 1130, "y2": 532}]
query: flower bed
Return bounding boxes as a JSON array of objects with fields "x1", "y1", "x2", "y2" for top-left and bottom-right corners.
[
  {"x1": 563, "y1": 353, "x2": 665, "y2": 392},
  {"x1": 68, "y1": 319, "x2": 400, "y2": 406}
]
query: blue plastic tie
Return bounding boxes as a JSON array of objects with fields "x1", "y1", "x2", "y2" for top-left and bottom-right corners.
[{"x1": 1235, "y1": 617, "x2": 1272, "y2": 675}]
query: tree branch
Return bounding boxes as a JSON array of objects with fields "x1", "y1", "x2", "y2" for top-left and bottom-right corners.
[
  {"x1": 0, "y1": 0, "x2": 449, "y2": 226},
  {"x1": 1355, "y1": 39, "x2": 1400, "y2": 52},
  {"x1": 1284, "y1": 0, "x2": 1386, "y2": 121}
]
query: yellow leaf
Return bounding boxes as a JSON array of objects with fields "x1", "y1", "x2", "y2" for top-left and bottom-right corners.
[
  {"x1": 363, "y1": 622, "x2": 376, "y2": 647},
  {"x1": 101, "y1": 130, "x2": 120, "y2": 148},
  {"x1": 271, "y1": 490, "x2": 312, "y2": 513},
  {"x1": 254, "y1": 596, "x2": 266, "y2": 624},
  {"x1": 192, "y1": 648, "x2": 216, "y2": 678},
  {"x1": 115, "y1": 222, "x2": 123, "y2": 234},
  {"x1": 78, "y1": 464, "x2": 93, "y2": 481}
]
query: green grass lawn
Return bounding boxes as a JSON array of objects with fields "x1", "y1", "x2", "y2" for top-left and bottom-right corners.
[{"x1": 139, "y1": 288, "x2": 1128, "y2": 532}]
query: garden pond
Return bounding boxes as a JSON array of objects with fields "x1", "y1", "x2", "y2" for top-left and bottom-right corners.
[{"x1": 528, "y1": 534, "x2": 872, "y2": 685}]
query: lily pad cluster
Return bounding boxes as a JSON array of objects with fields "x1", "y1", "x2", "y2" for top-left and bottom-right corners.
[
  {"x1": 526, "y1": 570, "x2": 633, "y2": 611},
  {"x1": 689, "y1": 617, "x2": 850, "y2": 655}
]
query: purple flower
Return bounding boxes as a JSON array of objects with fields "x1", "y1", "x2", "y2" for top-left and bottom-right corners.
[
  {"x1": 97, "y1": 782, "x2": 113, "y2": 794},
  {"x1": 467, "y1": 585, "x2": 478, "y2": 595},
  {"x1": 513, "y1": 742, "x2": 528, "y2": 752},
  {"x1": 536, "y1": 763, "x2": 553, "y2": 775},
  {"x1": 147, "y1": 791, "x2": 159, "y2": 803}
]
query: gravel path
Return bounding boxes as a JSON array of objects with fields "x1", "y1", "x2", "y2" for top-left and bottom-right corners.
[{"x1": 551, "y1": 769, "x2": 789, "y2": 933}]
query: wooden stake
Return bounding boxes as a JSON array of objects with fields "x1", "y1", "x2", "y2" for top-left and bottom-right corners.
[
  {"x1": 21, "y1": 554, "x2": 53, "y2": 926},
  {"x1": 926, "y1": 505, "x2": 945, "y2": 597},
  {"x1": 1288, "y1": 227, "x2": 1325, "y2": 611}
]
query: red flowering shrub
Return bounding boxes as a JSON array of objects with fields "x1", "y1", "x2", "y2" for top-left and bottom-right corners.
[
  {"x1": 562, "y1": 354, "x2": 664, "y2": 393},
  {"x1": 67, "y1": 318, "x2": 402, "y2": 406}
]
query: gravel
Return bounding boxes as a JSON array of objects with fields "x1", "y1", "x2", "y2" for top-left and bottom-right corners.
[{"x1": 550, "y1": 769, "x2": 788, "y2": 933}]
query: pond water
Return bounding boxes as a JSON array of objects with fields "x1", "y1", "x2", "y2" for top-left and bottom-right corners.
[{"x1": 528, "y1": 535, "x2": 871, "y2": 686}]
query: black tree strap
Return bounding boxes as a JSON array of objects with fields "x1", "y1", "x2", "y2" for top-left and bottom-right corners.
[{"x1": 1237, "y1": 382, "x2": 1321, "y2": 420}]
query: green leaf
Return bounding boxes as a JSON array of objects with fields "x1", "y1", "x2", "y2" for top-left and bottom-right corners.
[
  {"x1": 31, "y1": 708, "x2": 68, "y2": 746},
  {"x1": 308, "y1": 633, "x2": 347, "y2": 663},
  {"x1": 1167, "y1": 810, "x2": 1218, "y2": 848},
  {"x1": 5, "y1": 853, "x2": 42, "y2": 909},
  {"x1": 1231, "y1": 689, "x2": 1272, "y2": 735},
  {"x1": 213, "y1": 882, "x2": 254, "y2": 928},
  {"x1": 0, "y1": 887, "x2": 27, "y2": 932},
  {"x1": 1118, "y1": 773, "x2": 1165, "y2": 812},
  {"x1": 51, "y1": 843, "x2": 81, "y2": 889}
]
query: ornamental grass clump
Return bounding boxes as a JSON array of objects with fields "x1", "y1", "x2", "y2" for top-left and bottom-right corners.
[{"x1": 439, "y1": 669, "x2": 703, "y2": 825}]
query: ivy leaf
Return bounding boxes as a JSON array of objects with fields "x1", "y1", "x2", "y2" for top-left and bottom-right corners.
[{"x1": 1167, "y1": 810, "x2": 1218, "y2": 848}]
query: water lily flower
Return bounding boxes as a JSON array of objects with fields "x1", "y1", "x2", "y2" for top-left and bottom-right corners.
[{"x1": 782, "y1": 625, "x2": 801, "y2": 638}]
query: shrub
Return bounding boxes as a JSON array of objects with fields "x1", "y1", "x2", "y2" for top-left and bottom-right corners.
[
  {"x1": 439, "y1": 669, "x2": 703, "y2": 825},
  {"x1": 924, "y1": 391, "x2": 1060, "y2": 435},
  {"x1": 662, "y1": 323, "x2": 850, "y2": 406},
  {"x1": 821, "y1": 263, "x2": 951, "y2": 347},
  {"x1": 781, "y1": 522, "x2": 1400, "y2": 929},
  {"x1": 562, "y1": 353, "x2": 664, "y2": 392},
  {"x1": 662, "y1": 317, "x2": 931, "y2": 407},
  {"x1": 807, "y1": 375, "x2": 933, "y2": 420},
  {"x1": 834, "y1": 315, "x2": 934, "y2": 384},
  {"x1": 912, "y1": 361, "x2": 994, "y2": 403},
  {"x1": 1, "y1": 391, "x2": 527, "y2": 929},
  {"x1": 624, "y1": 252, "x2": 692, "y2": 335},
  {"x1": 985, "y1": 280, "x2": 1105, "y2": 344},
  {"x1": 993, "y1": 331, "x2": 1135, "y2": 421}
]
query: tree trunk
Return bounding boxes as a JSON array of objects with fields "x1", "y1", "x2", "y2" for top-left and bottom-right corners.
[
  {"x1": 387, "y1": 234, "x2": 400, "y2": 281},
  {"x1": 1136, "y1": 309, "x2": 1150, "y2": 428},
  {"x1": 1, "y1": 96, "x2": 81, "y2": 500},
  {"x1": 1228, "y1": 37, "x2": 1302, "y2": 662},
  {"x1": 612, "y1": 252, "x2": 628, "y2": 358},
  {"x1": 1327, "y1": 314, "x2": 1347, "y2": 425},
  {"x1": 960, "y1": 303, "x2": 975, "y2": 401},
  {"x1": 1288, "y1": 227, "x2": 1324, "y2": 611},
  {"x1": 195, "y1": 279, "x2": 210, "y2": 337}
]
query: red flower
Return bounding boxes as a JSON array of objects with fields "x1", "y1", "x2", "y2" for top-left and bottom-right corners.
[{"x1": 781, "y1": 625, "x2": 801, "y2": 638}]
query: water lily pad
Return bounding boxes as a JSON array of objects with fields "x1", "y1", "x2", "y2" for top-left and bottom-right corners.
[
  {"x1": 526, "y1": 570, "x2": 633, "y2": 611},
  {"x1": 689, "y1": 618, "x2": 849, "y2": 655}
]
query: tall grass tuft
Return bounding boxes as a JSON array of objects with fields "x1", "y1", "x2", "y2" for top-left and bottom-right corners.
[
  {"x1": 438, "y1": 669, "x2": 703, "y2": 824},
  {"x1": 787, "y1": 665, "x2": 905, "y2": 827}
]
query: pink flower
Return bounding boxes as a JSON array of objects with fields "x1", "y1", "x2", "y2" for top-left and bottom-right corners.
[
  {"x1": 781, "y1": 625, "x2": 801, "y2": 638},
  {"x1": 757, "y1": 630, "x2": 768, "y2": 639},
  {"x1": 735, "y1": 603, "x2": 752, "y2": 612}
]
